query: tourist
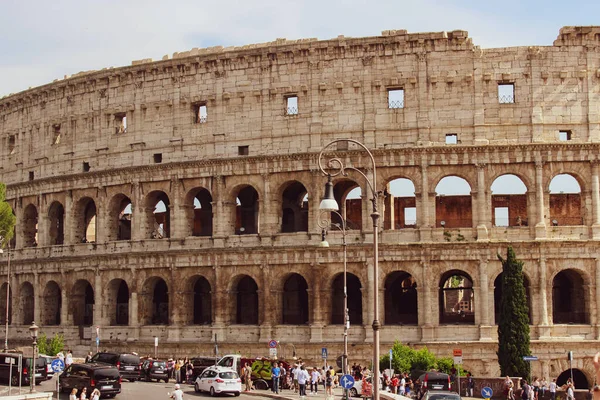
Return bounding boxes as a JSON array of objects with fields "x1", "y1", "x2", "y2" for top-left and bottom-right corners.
[
  {"x1": 298, "y1": 365, "x2": 309, "y2": 398},
  {"x1": 66, "y1": 350, "x2": 73, "y2": 368},
  {"x1": 243, "y1": 362, "x2": 253, "y2": 391},
  {"x1": 466, "y1": 373, "x2": 475, "y2": 397},
  {"x1": 566, "y1": 383, "x2": 574, "y2": 400},
  {"x1": 169, "y1": 383, "x2": 184, "y2": 400},
  {"x1": 85, "y1": 351, "x2": 93, "y2": 363},
  {"x1": 325, "y1": 367, "x2": 334, "y2": 398},
  {"x1": 507, "y1": 381, "x2": 515, "y2": 400},
  {"x1": 541, "y1": 378, "x2": 548, "y2": 398},
  {"x1": 549, "y1": 378, "x2": 557, "y2": 400},
  {"x1": 90, "y1": 389, "x2": 101, "y2": 400},
  {"x1": 79, "y1": 387, "x2": 87, "y2": 400},
  {"x1": 521, "y1": 380, "x2": 530, "y2": 400},
  {"x1": 69, "y1": 388, "x2": 78, "y2": 400},
  {"x1": 310, "y1": 367, "x2": 320, "y2": 395},
  {"x1": 271, "y1": 362, "x2": 281, "y2": 394}
]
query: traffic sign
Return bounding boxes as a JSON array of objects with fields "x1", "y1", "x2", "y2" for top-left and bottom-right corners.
[
  {"x1": 268, "y1": 340, "x2": 278, "y2": 349},
  {"x1": 453, "y1": 356, "x2": 463, "y2": 365},
  {"x1": 95, "y1": 337, "x2": 99, "y2": 346},
  {"x1": 269, "y1": 348, "x2": 277, "y2": 357},
  {"x1": 389, "y1": 349, "x2": 392, "y2": 358},
  {"x1": 481, "y1": 387, "x2": 493, "y2": 399},
  {"x1": 340, "y1": 374, "x2": 355, "y2": 389},
  {"x1": 51, "y1": 359, "x2": 65, "y2": 373},
  {"x1": 322, "y1": 347, "x2": 328, "y2": 359},
  {"x1": 523, "y1": 356, "x2": 538, "y2": 361},
  {"x1": 453, "y1": 349, "x2": 462, "y2": 357},
  {"x1": 336, "y1": 356, "x2": 343, "y2": 369}
]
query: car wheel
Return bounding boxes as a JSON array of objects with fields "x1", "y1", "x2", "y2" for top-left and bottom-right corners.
[
  {"x1": 210, "y1": 386, "x2": 216, "y2": 397},
  {"x1": 195, "y1": 383, "x2": 200, "y2": 393},
  {"x1": 235, "y1": 392, "x2": 241, "y2": 397},
  {"x1": 164, "y1": 378, "x2": 169, "y2": 383},
  {"x1": 157, "y1": 379, "x2": 161, "y2": 383},
  {"x1": 11, "y1": 375, "x2": 18, "y2": 386},
  {"x1": 350, "y1": 388, "x2": 358, "y2": 397}
]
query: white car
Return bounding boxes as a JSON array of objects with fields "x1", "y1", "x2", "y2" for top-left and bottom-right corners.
[{"x1": 194, "y1": 366, "x2": 242, "y2": 397}]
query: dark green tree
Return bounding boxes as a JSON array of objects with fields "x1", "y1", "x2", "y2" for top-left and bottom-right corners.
[
  {"x1": 497, "y1": 246, "x2": 531, "y2": 379},
  {"x1": 0, "y1": 183, "x2": 16, "y2": 247}
]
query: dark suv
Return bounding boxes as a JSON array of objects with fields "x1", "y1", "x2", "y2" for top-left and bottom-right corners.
[
  {"x1": 59, "y1": 363, "x2": 121, "y2": 398},
  {"x1": 191, "y1": 357, "x2": 216, "y2": 381},
  {"x1": 141, "y1": 359, "x2": 169, "y2": 383},
  {"x1": 0, "y1": 352, "x2": 47, "y2": 386},
  {"x1": 89, "y1": 352, "x2": 141, "y2": 382}
]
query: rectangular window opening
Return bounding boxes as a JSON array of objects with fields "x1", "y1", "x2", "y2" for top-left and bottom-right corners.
[
  {"x1": 494, "y1": 207, "x2": 509, "y2": 227},
  {"x1": 82, "y1": 162, "x2": 90, "y2": 172},
  {"x1": 8, "y1": 135, "x2": 15, "y2": 155},
  {"x1": 498, "y1": 83, "x2": 515, "y2": 104},
  {"x1": 286, "y1": 96, "x2": 298, "y2": 116},
  {"x1": 388, "y1": 88, "x2": 405, "y2": 109},
  {"x1": 404, "y1": 207, "x2": 417, "y2": 226},
  {"x1": 445, "y1": 134, "x2": 458, "y2": 145},
  {"x1": 559, "y1": 130, "x2": 572, "y2": 141},
  {"x1": 28, "y1": 171, "x2": 34, "y2": 181},
  {"x1": 115, "y1": 113, "x2": 127, "y2": 134},
  {"x1": 193, "y1": 103, "x2": 207, "y2": 123},
  {"x1": 52, "y1": 124, "x2": 61, "y2": 145},
  {"x1": 153, "y1": 153, "x2": 163, "y2": 164},
  {"x1": 238, "y1": 145, "x2": 249, "y2": 156}
]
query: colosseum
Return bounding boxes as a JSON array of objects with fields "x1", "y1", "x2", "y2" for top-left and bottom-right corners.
[{"x1": 1, "y1": 25, "x2": 600, "y2": 384}]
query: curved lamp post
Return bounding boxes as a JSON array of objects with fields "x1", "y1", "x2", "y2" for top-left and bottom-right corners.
[
  {"x1": 29, "y1": 321, "x2": 39, "y2": 393},
  {"x1": 0, "y1": 230, "x2": 12, "y2": 351},
  {"x1": 318, "y1": 139, "x2": 381, "y2": 400}
]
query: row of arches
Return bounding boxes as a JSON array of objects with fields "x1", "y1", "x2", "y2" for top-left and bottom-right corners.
[
  {"x1": 0, "y1": 268, "x2": 587, "y2": 327},
  {"x1": 16, "y1": 173, "x2": 584, "y2": 247}
]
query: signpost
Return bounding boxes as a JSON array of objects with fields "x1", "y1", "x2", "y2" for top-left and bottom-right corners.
[
  {"x1": 453, "y1": 349, "x2": 463, "y2": 395},
  {"x1": 268, "y1": 340, "x2": 278, "y2": 348},
  {"x1": 341, "y1": 374, "x2": 355, "y2": 389},
  {"x1": 389, "y1": 349, "x2": 393, "y2": 374},
  {"x1": 51, "y1": 359, "x2": 65, "y2": 399},
  {"x1": 269, "y1": 348, "x2": 278, "y2": 358},
  {"x1": 154, "y1": 337, "x2": 158, "y2": 358},
  {"x1": 523, "y1": 356, "x2": 538, "y2": 382},
  {"x1": 481, "y1": 387, "x2": 493, "y2": 399},
  {"x1": 95, "y1": 326, "x2": 100, "y2": 354},
  {"x1": 322, "y1": 347, "x2": 328, "y2": 359}
]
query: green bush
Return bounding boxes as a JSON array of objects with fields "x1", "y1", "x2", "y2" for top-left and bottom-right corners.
[
  {"x1": 37, "y1": 333, "x2": 64, "y2": 356},
  {"x1": 379, "y1": 341, "x2": 465, "y2": 375}
]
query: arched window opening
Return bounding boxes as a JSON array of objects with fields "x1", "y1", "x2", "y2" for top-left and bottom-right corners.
[
  {"x1": 552, "y1": 269, "x2": 587, "y2": 324},
  {"x1": 48, "y1": 201, "x2": 65, "y2": 245},
  {"x1": 384, "y1": 178, "x2": 417, "y2": 230},
  {"x1": 331, "y1": 273, "x2": 363, "y2": 325},
  {"x1": 384, "y1": 271, "x2": 418, "y2": 325},
  {"x1": 281, "y1": 182, "x2": 309, "y2": 233},
  {"x1": 42, "y1": 281, "x2": 62, "y2": 326},
  {"x1": 108, "y1": 194, "x2": 132, "y2": 241},
  {"x1": 0, "y1": 283, "x2": 12, "y2": 325},
  {"x1": 71, "y1": 280, "x2": 94, "y2": 326},
  {"x1": 74, "y1": 198, "x2": 97, "y2": 243},
  {"x1": 435, "y1": 177, "x2": 472, "y2": 228},
  {"x1": 333, "y1": 181, "x2": 362, "y2": 230},
  {"x1": 189, "y1": 189, "x2": 213, "y2": 237},
  {"x1": 20, "y1": 282, "x2": 34, "y2": 325},
  {"x1": 556, "y1": 369, "x2": 588, "y2": 389},
  {"x1": 23, "y1": 204, "x2": 38, "y2": 247},
  {"x1": 439, "y1": 271, "x2": 474, "y2": 324},
  {"x1": 152, "y1": 279, "x2": 169, "y2": 325},
  {"x1": 235, "y1": 276, "x2": 258, "y2": 324},
  {"x1": 282, "y1": 274, "x2": 309, "y2": 325},
  {"x1": 235, "y1": 186, "x2": 259, "y2": 235},
  {"x1": 146, "y1": 191, "x2": 170, "y2": 239},
  {"x1": 192, "y1": 276, "x2": 212, "y2": 325},
  {"x1": 107, "y1": 279, "x2": 129, "y2": 326},
  {"x1": 491, "y1": 174, "x2": 528, "y2": 227},
  {"x1": 493, "y1": 273, "x2": 531, "y2": 324},
  {"x1": 549, "y1": 174, "x2": 582, "y2": 226}
]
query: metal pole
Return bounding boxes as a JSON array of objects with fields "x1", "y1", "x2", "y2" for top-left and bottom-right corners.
[
  {"x1": 4, "y1": 245, "x2": 10, "y2": 351},
  {"x1": 31, "y1": 339, "x2": 37, "y2": 392},
  {"x1": 343, "y1": 229, "x2": 348, "y2": 400}
]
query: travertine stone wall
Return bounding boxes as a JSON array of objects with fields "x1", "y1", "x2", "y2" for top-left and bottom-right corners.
[{"x1": 1, "y1": 26, "x2": 600, "y2": 381}]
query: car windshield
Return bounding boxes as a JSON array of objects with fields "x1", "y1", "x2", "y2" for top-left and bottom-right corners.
[
  {"x1": 93, "y1": 353, "x2": 118, "y2": 364},
  {"x1": 219, "y1": 371, "x2": 239, "y2": 379},
  {"x1": 153, "y1": 361, "x2": 166, "y2": 368},
  {"x1": 95, "y1": 368, "x2": 120, "y2": 379},
  {"x1": 120, "y1": 355, "x2": 140, "y2": 364},
  {"x1": 428, "y1": 394, "x2": 461, "y2": 400}
]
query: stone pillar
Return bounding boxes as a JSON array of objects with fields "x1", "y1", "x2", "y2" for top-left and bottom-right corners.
[
  {"x1": 535, "y1": 161, "x2": 547, "y2": 238},
  {"x1": 418, "y1": 162, "x2": 432, "y2": 241},
  {"x1": 212, "y1": 176, "x2": 228, "y2": 239},
  {"x1": 34, "y1": 273, "x2": 41, "y2": 325},
  {"x1": 258, "y1": 265, "x2": 273, "y2": 342},
  {"x1": 538, "y1": 257, "x2": 551, "y2": 338},
  {"x1": 129, "y1": 292, "x2": 139, "y2": 327},
  {"x1": 310, "y1": 263, "x2": 325, "y2": 342},
  {"x1": 14, "y1": 199, "x2": 24, "y2": 250},
  {"x1": 476, "y1": 164, "x2": 489, "y2": 240},
  {"x1": 37, "y1": 213, "x2": 48, "y2": 247},
  {"x1": 64, "y1": 190, "x2": 73, "y2": 244},
  {"x1": 170, "y1": 177, "x2": 184, "y2": 239},
  {"x1": 94, "y1": 272, "x2": 104, "y2": 326},
  {"x1": 420, "y1": 259, "x2": 435, "y2": 340},
  {"x1": 592, "y1": 163, "x2": 600, "y2": 238},
  {"x1": 131, "y1": 181, "x2": 144, "y2": 241},
  {"x1": 595, "y1": 259, "x2": 600, "y2": 339},
  {"x1": 308, "y1": 171, "x2": 322, "y2": 235},
  {"x1": 261, "y1": 173, "x2": 277, "y2": 238},
  {"x1": 95, "y1": 187, "x2": 107, "y2": 243},
  {"x1": 479, "y1": 259, "x2": 493, "y2": 340},
  {"x1": 60, "y1": 289, "x2": 68, "y2": 326}
]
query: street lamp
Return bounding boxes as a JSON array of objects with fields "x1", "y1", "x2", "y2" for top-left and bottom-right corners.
[
  {"x1": 317, "y1": 212, "x2": 349, "y2": 400},
  {"x1": 318, "y1": 139, "x2": 381, "y2": 400},
  {"x1": 29, "y1": 321, "x2": 39, "y2": 393},
  {"x1": 0, "y1": 231, "x2": 12, "y2": 351}
]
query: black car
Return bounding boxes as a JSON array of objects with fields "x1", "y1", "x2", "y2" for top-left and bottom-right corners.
[
  {"x1": 59, "y1": 363, "x2": 121, "y2": 398},
  {"x1": 141, "y1": 359, "x2": 169, "y2": 383},
  {"x1": 90, "y1": 352, "x2": 141, "y2": 382},
  {"x1": 418, "y1": 372, "x2": 452, "y2": 400},
  {"x1": 191, "y1": 357, "x2": 216, "y2": 381},
  {"x1": 0, "y1": 352, "x2": 47, "y2": 386}
]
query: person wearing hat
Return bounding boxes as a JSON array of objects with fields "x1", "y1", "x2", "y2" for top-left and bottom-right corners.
[{"x1": 170, "y1": 383, "x2": 184, "y2": 400}]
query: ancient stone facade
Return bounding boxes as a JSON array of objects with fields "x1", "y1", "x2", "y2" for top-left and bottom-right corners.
[{"x1": 1, "y1": 26, "x2": 600, "y2": 385}]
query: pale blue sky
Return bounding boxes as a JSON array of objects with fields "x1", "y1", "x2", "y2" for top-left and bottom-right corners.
[{"x1": 0, "y1": 0, "x2": 598, "y2": 96}]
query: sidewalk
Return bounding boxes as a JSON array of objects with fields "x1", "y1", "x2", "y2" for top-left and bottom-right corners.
[{"x1": 245, "y1": 387, "x2": 414, "y2": 400}]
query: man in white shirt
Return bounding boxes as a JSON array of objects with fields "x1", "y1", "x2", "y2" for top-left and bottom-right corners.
[
  {"x1": 310, "y1": 368, "x2": 320, "y2": 395},
  {"x1": 170, "y1": 383, "x2": 184, "y2": 400},
  {"x1": 293, "y1": 365, "x2": 300, "y2": 393},
  {"x1": 298, "y1": 366, "x2": 310, "y2": 398},
  {"x1": 399, "y1": 375, "x2": 406, "y2": 396},
  {"x1": 549, "y1": 378, "x2": 557, "y2": 400}
]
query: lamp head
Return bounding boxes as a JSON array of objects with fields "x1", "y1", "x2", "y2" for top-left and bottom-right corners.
[
  {"x1": 319, "y1": 229, "x2": 329, "y2": 248},
  {"x1": 319, "y1": 175, "x2": 339, "y2": 211},
  {"x1": 29, "y1": 321, "x2": 39, "y2": 340}
]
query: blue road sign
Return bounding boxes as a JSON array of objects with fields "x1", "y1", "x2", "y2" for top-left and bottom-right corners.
[
  {"x1": 268, "y1": 340, "x2": 278, "y2": 348},
  {"x1": 389, "y1": 349, "x2": 392, "y2": 358},
  {"x1": 481, "y1": 387, "x2": 493, "y2": 399},
  {"x1": 321, "y1": 347, "x2": 328, "y2": 359},
  {"x1": 96, "y1": 337, "x2": 100, "y2": 346},
  {"x1": 523, "y1": 356, "x2": 538, "y2": 361},
  {"x1": 341, "y1": 374, "x2": 355, "y2": 389},
  {"x1": 51, "y1": 359, "x2": 65, "y2": 373}
]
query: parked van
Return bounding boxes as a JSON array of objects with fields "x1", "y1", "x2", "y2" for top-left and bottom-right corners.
[{"x1": 0, "y1": 352, "x2": 47, "y2": 386}]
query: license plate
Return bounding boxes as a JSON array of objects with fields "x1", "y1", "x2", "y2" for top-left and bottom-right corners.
[
  {"x1": 227, "y1": 382, "x2": 236, "y2": 385},
  {"x1": 156, "y1": 369, "x2": 163, "y2": 372},
  {"x1": 101, "y1": 385, "x2": 113, "y2": 390},
  {"x1": 125, "y1": 366, "x2": 134, "y2": 370},
  {"x1": 432, "y1": 385, "x2": 443, "y2": 390}
]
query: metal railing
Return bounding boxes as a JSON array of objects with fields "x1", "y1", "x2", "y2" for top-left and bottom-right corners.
[
  {"x1": 499, "y1": 94, "x2": 515, "y2": 104},
  {"x1": 388, "y1": 100, "x2": 404, "y2": 109},
  {"x1": 286, "y1": 107, "x2": 298, "y2": 116}
]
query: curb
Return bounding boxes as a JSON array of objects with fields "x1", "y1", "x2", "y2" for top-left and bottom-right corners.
[{"x1": 245, "y1": 391, "x2": 298, "y2": 400}]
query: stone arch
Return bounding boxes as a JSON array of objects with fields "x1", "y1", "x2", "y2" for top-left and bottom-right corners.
[
  {"x1": 549, "y1": 174, "x2": 583, "y2": 226},
  {"x1": 106, "y1": 279, "x2": 129, "y2": 326},
  {"x1": 22, "y1": 204, "x2": 38, "y2": 247},
  {"x1": 42, "y1": 280, "x2": 62, "y2": 326},
  {"x1": 493, "y1": 273, "x2": 531, "y2": 324},
  {"x1": 331, "y1": 272, "x2": 363, "y2": 325},
  {"x1": 439, "y1": 270, "x2": 474, "y2": 324},
  {"x1": 384, "y1": 178, "x2": 417, "y2": 230},
  {"x1": 490, "y1": 174, "x2": 529, "y2": 227},
  {"x1": 552, "y1": 269, "x2": 588, "y2": 324},
  {"x1": 384, "y1": 271, "x2": 418, "y2": 325},
  {"x1": 20, "y1": 282, "x2": 34, "y2": 325},
  {"x1": 107, "y1": 194, "x2": 132, "y2": 241},
  {"x1": 0, "y1": 283, "x2": 12, "y2": 325},
  {"x1": 145, "y1": 191, "x2": 170, "y2": 239},
  {"x1": 280, "y1": 181, "x2": 309, "y2": 233},
  {"x1": 48, "y1": 201, "x2": 65, "y2": 245},
  {"x1": 333, "y1": 179, "x2": 362, "y2": 230},
  {"x1": 231, "y1": 275, "x2": 258, "y2": 325},
  {"x1": 435, "y1": 176, "x2": 472, "y2": 228},
  {"x1": 282, "y1": 273, "x2": 309, "y2": 325},
  {"x1": 191, "y1": 276, "x2": 212, "y2": 325},
  {"x1": 73, "y1": 197, "x2": 97, "y2": 243},
  {"x1": 234, "y1": 185, "x2": 260, "y2": 235},
  {"x1": 141, "y1": 276, "x2": 169, "y2": 325},
  {"x1": 71, "y1": 279, "x2": 94, "y2": 326},
  {"x1": 556, "y1": 368, "x2": 589, "y2": 389},
  {"x1": 185, "y1": 187, "x2": 213, "y2": 237}
]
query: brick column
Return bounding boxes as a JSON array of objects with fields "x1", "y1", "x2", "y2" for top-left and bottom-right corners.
[
  {"x1": 129, "y1": 291, "x2": 139, "y2": 327},
  {"x1": 169, "y1": 177, "x2": 184, "y2": 239},
  {"x1": 535, "y1": 161, "x2": 547, "y2": 238},
  {"x1": 64, "y1": 190, "x2": 73, "y2": 244},
  {"x1": 60, "y1": 288, "x2": 68, "y2": 326},
  {"x1": 476, "y1": 164, "x2": 489, "y2": 240},
  {"x1": 212, "y1": 176, "x2": 228, "y2": 238},
  {"x1": 95, "y1": 187, "x2": 107, "y2": 243},
  {"x1": 595, "y1": 259, "x2": 600, "y2": 339},
  {"x1": 14, "y1": 199, "x2": 24, "y2": 250},
  {"x1": 33, "y1": 273, "x2": 41, "y2": 325},
  {"x1": 591, "y1": 163, "x2": 600, "y2": 238},
  {"x1": 418, "y1": 162, "x2": 432, "y2": 241}
]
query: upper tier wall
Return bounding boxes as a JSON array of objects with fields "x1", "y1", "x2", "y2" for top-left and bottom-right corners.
[{"x1": 1, "y1": 26, "x2": 600, "y2": 185}]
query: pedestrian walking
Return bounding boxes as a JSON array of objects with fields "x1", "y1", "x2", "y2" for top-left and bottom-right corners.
[
  {"x1": 549, "y1": 379, "x2": 557, "y2": 400},
  {"x1": 466, "y1": 373, "x2": 474, "y2": 397},
  {"x1": 298, "y1": 366, "x2": 309, "y2": 398},
  {"x1": 69, "y1": 388, "x2": 78, "y2": 400},
  {"x1": 90, "y1": 389, "x2": 101, "y2": 400},
  {"x1": 79, "y1": 387, "x2": 87, "y2": 400},
  {"x1": 271, "y1": 362, "x2": 281, "y2": 394},
  {"x1": 66, "y1": 350, "x2": 73, "y2": 368},
  {"x1": 169, "y1": 383, "x2": 184, "y2": 400},
  {"x1": 243, "y1": 362, "x2": 253, "y2": 392},
  {"x1": 310, "y1": 367, "x2": 320, "y2": 395}
]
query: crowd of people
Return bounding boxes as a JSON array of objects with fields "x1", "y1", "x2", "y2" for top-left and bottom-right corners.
[{"x1": 261, "y1": 361, "x2": 339, "y2": 398}]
